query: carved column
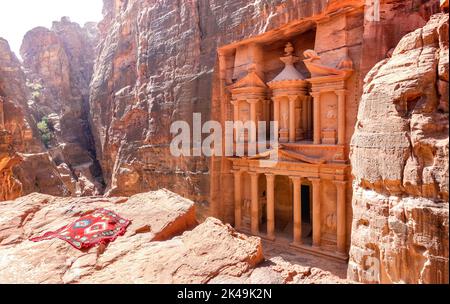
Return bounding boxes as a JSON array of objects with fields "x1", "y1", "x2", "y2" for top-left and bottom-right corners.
[
  {"x1": 335, "y1": 181, "x2": 347, "y2": 254},
  {"x1": 301, "y1": 97, "x2": 308, "y2": 140},
  {"x1": 273, "y1": 97, "x2": 280, "y2": 143},
  {"x1": 336, "y1": 90, "x2": 347, "y2": 145},
  {"x1": 233, "y1": 171, "x2": 243, "y2": 229},
  {"x1": 265, "y1": 99, "x2": 271, "y2": 135},
  {"x1": 310, "y1": 178, "x2": 321, "y2": 247},
  {"x1": 307, "y1": 96, "x2": 313, "y2": 139},
  {"x1": 291, "y1": 177, "x2": 302, "y2": 244},
  {"x1": 266, "y1": 174, "x2": 275, "y2": 240},
  {"x1": 250, "y1": 172, "x2": 260, "y2": 235},
  {"x1": 232, "y1": 100, "x2": 240, "y2": 154},
  {"x1": 312, "y1": 92, "x2": 321, "y2": 145},
  {"x1": 249, "y1": 99, "x2": 258, "y2": 144},
  {"x1": 288, "y1": 96, "x2": 296, "y2": 143}
]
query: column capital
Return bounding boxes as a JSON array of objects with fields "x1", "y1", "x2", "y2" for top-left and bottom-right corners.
[
  {"x1": 247, "y1": 98, "x2": 260, "y2": 104},
  {"x1": 334, "y1": 180, "x2": 348, "y2": 189},
  {"x1": 265, "y1": 173, "x2": 276, "y2": 180},
  {"x1": 290, "y1": 176, "x2": 302, "y2": 183},
  {"x1": 231, "y1": 99, "x2": 239, "y2": 106},
  {"x1": 288, "y1": 95, "x2": 298, "y2": 103},
  {"x1": 310, "y1": 91, "x2": 322, "y2": 99},
  {"x1": 335, "y1": 89, "x2": 348, "y2": 96},
  {"x1": 272, "y1": 96, "x2": 282, "y2": 103},
  {"x1": 309, "y1": 177, "x2": 321, "y2": 185},
  {"x1": 231, "y1": 169, "x2": 243, "y2": 176}
]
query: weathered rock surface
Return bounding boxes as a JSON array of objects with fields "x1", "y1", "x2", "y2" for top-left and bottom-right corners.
[
  {"x1": 0, "y1": 190, "x2": 346, "y2": 284},
  {"x1": 90, "y1": 0, "x2": 361, "y2": 204},
  {"x1": 20, "y1": 17, "x2": 103, "y2": 196},
  {"x1": 89, "y1": 0, "x2": 442, "y2": 217},
  {"x1": 348, "y1": 13, "x2": 449, "y2": 284},
  {"x1": 0, "y1": 38, "x2": 42, "y2": 201},
  {"x1": 0, "y1": 190, "x2": 261, "y2": 284},
  {"x1": 0, "y1": 127, "x2": 22, "y2": 201}
]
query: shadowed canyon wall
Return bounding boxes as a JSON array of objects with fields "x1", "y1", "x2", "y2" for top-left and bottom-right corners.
[{"x1": 0, "y1": 18, "x2": 102, "y2": 199}]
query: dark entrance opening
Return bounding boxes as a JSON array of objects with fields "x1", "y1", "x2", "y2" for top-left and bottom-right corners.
[{"x1": 301, "y1": 184, "x2": 313, "y2": 241}]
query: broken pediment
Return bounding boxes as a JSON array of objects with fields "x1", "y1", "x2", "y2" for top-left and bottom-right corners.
[
  {"x1": 303, "y1": 49, "x2": 353, "y2": 80},
  {"x1": 228, "y1": 70, "x2": 268, "y2": 96}
]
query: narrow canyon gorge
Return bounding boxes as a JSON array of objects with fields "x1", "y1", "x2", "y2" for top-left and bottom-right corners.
[{"x1": 0, "y1": 0, "x2": 448, "y2": 284}]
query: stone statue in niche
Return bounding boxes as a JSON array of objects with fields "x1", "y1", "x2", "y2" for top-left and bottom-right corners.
[
  {"x1": 326, "y1": 213, "x2": 337, "y2": 232},
  {"x1": 279, "y1": 113, "x2": 289, "y2": 143},
  {"x1": 326, "y1": 104, "x2": 337, "y2": 120},
  {"x1": 281, "y1": 113, "x2": 288, "y2": 129},
  {"x1": 239, "y1": 107, "x2": 250, "y2": 142}
]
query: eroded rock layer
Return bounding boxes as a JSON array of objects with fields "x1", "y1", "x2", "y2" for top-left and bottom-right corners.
[
  {"x1": 348, "y1": 13, "x2": 449, "y2": 284},
  {"x1": 0, "y1": 18, "x2": 102, "y2": 200},
  {"x1": 20, "y1": 17, "x2": 103, "y2": 196}
]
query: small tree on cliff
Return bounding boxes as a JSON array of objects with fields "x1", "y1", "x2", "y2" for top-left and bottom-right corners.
[{"x1": 37, "y1": 116, "x2": 53, "y2": 148}]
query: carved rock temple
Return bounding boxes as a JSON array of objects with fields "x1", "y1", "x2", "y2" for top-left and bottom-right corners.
[{"x1": 211, "y1": 11, "x2": 360, "y2": 262}]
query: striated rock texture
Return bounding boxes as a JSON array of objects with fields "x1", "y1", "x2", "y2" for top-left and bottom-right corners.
[
  {"x1": 89, "y1": 0, "x2": 356, "y2": 202},
  {"x1": 0, "y1": 190, "x2": 256, "y2": 284},
  {"x1": 20, "y1": 17, "x2": 103, "y2": 196},
  {"x1": 89, "y1": 0, "x2": 442, "y2": 214},
  {"x1": 0, "y1": 38, "x2": 41, "y2": 201},
  {"x1": 348, "y1": 13, "x2": 449, "y2": 284},
  {"x1": 0, "y1": 126, "x2": 22, "y2": 201}
]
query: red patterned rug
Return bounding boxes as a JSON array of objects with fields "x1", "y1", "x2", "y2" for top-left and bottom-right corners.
[{"x1": 30, "y1": 209, "x2": 131, "y2": 250}]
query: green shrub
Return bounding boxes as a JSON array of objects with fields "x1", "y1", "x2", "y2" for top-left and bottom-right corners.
[{"x1": 37, "y1": 116, "x2": 53, "y2": 148}]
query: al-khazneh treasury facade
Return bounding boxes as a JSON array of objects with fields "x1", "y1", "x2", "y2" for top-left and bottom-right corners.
[{"x1": 210, "y1": 6, "x2": 363, "y2": 262}]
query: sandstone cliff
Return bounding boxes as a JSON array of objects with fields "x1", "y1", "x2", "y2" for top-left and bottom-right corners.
[
  {"x1": 0, "y1": 18, "x2": 102, "y2": 201},
  {"x1": 89, "y1": 0, "x2": 442, "y2": 217},
  {"x1": 20, "y1": 17, "x2": 103, "y2": 196},
  {"x1": 348, "y1": 13, "x2": 449, "y2": 284}
]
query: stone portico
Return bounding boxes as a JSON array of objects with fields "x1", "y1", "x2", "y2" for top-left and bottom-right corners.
[{"x1": 211, "y1": 10, "x2": 361, "y2": 262}]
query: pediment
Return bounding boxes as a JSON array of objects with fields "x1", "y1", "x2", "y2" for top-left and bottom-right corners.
[
  {"x1": 247, "y1": 146, "x2": 326, "y2": 165},
  {"x1": 229, "y1": 71, "x2": 267, "y2": 90}
]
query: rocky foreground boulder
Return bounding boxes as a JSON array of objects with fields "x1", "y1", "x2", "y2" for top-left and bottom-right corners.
[
  {"x1": 0, "y1": 189, "x2": 344, "y2": 284},
  {"x1": 348, "y1": 13, "x2": 449, "y2": 284}
]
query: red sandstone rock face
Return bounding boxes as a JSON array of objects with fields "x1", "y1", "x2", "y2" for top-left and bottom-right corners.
[
  {"x1": 0, "y1": 17, "x2": 102, "y2": 201},
  {"x1": 89, "y1": 0, "x2": 370, "y2": 204},
  {"x1": 20, "y1": 17, "x2": 103, "y2": 196},
  {"x1": 90, "y1": 0, "x2": 442, "y2": 213},
  {"x1": 348, "y1": 13, "x2": 449, "y2": 284}
]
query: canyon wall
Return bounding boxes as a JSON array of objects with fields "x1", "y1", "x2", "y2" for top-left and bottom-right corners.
[
  {"x1": 90, "y1": 0, "x2": 442, "y2": 217},
  {"x1": 89, "y1": 0, "x2": 362, "y2": 208},
  {"x1": 348, "y1": 13, "x2": 449, "y2": 284},
  {"x1": 20, "y1": 17, "x2": 103, "y2": 196},
  {"x1": 0, "y1": 18, "x2": 101, "y2": 200}
]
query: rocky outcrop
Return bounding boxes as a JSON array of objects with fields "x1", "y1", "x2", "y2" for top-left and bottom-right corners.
[
  {"x1": 0, "y1": 38, "x2": 41, "y2": 201},
  {"x1": 0, "y1": 189, "x2": 346, "y2": 284},
  {"x1": 20, "y1": 17, "x2": 103, "y2": 197},
  {"x1": 0, "y1": 190, "x2": 258, "y2": 283},
  {"x1": 0, "y1": 126, "x2": 22, "y2": 201},
  {"x1": 348, "y1": 13, "x2": 449, "y2": 284}
]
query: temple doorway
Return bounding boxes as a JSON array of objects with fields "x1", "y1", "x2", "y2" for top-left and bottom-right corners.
[
  {"x1": 274, "y1": 175, "x2": 293, "y2": 239},
  {"x1": 301, "y1": 184, "x2": 313, "y2": 244}
]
